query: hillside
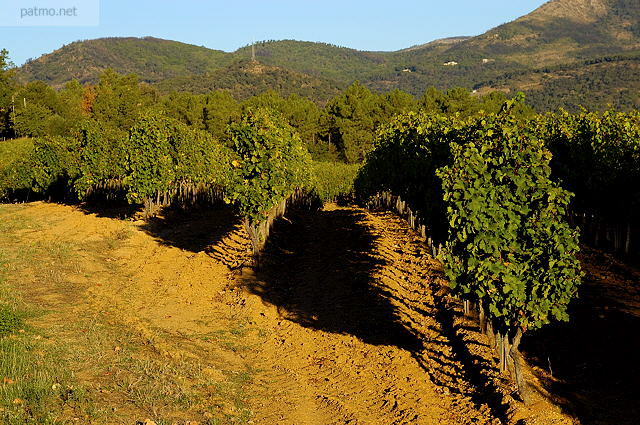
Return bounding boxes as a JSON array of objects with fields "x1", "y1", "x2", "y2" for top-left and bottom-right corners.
[
  {"x1": 234, "y1": 40, "x2": 391, "y2": 84},
  {"x1": 399, "y1": 37, "x2": 472, "y2": 52},
  {"x1": 235, "y1": 0, "x2": 640, "y2": 97},
  {"x1": 475, "y1": 53, "x2": 640, "y2": 112},
  {"x1": 374, "y1": 0, "x2": 640, "y2": 94},
  {"x1": 156, "y1": 59, "x2": 343, "y2": 102},
  {"x1": 12, "y1": 0, "x2": 640, "y2": 109},
  {"x1": 446, "y1": 0, "x2": 640, "y2": 67},
  {"x1": 18, "y1": 37, "x2": 234, "y2": 87}
]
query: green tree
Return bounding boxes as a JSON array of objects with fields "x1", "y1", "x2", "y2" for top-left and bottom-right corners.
[
  {"x1": 160, "y1": 92, "x2": 207, "y2": 130},
  {"x1": 419, "y1": 87, "x2": 448, "y2": 113},
  {"x1": 91, "y1": 69, "x2": 143, "y2": 129},
  {"x1": 12, "y1": 104, "x2": 52, "y2": 137},
  {"x1": 59, "y1": 80, "x2": 86, "y2": 122},
  {"x1": 443, "y1": 87, "x2": 478, "y2": 115},
  {"x1": 242, "y1": 90, "x2": 284, "y2": 111},
  {"x1": 381, "y1": 89, "x2": 417, "y2": 117},
  {"x1": 0, "y1": 49, "x2": 16, "y2": 137},
  {"x1": 419, "y1": 87, "x2": 534, "y2": 118},
  {"x1": 243, "y1": 90, "x2": 329, "y2": 158},
  {"x1": 280, "y1": 94, "x2": 322, "y2": 146},
  {"x1": 11, "y1": 81, "x2": 83, "y2": 137},
  {"x1": 203, "y1": 90, "x2": 241, "y2": 141},
  {"x1": 325, "y1": 81, "x2": 382, "y2": 163},
  {"x1": 12, "y1": 82, "x2": 58, "y2": 137}
]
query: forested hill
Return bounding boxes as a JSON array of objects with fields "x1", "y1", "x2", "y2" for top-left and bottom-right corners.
[
  {"x1": 475, "y1": 53, "x2": 640, "y2": 112},
  {"x1": 156, "y1": 59, "x2": 343, "y2": 103},
  {"x1": 14, "y1": 0, "x2": 640, "y2": 111},
  {"x1": 18, "y1": 37, "x2": 234, "y2": 85}
]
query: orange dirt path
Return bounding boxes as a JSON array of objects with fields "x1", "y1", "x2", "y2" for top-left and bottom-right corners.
[
  {"x1": 240, "y1": 204, "x2": 502, "y2": 425},
  {"x1": 2, "y1": 202, "x2": 575, "y2": 424}
]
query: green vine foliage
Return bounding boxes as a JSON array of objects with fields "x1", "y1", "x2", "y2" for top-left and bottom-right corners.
[
  {"x1": 226, "y1": 108, "x2": 312, "y2": 225},
  {"x1": 172, "y1": 121, "x2": 232, "y2": 189},
  {"x1": 355, "y1": 112, "x2": 460, "y2": 241},
  {"x1": 125, "y1": 112, "x2": 232, "y2": 205},
  {"x1": 0, "y1": 156, "x2": 34, "y2": 199},
  {"x1": 310, "y1": 161, "x2": 360, "y2": 202},
  {"x1": 0, "y1": 136, "x2": 80, "y2": 200},
  {"x1": 30, "y1": 136, "x2": 81, "y2": 196},
  {"x1": 538, "y1": 110, "x2": 640, "y2": 222},
  {"x1": 437, "y1": 98, "x2": 582, "y2": 333},
  {"x1": 74, "y1": 119, "x2": 129, "y2": 198}
]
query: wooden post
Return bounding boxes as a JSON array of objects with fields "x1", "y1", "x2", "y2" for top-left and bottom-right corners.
[
  {"x1": 498, "y1": 332, "x2": 506, "y2": 372},
  {"x1": 463, "y1": 300, "x2": 470, "y2": 316},
  {"x1": 144, "y1": 198, "x2": 151, "y2": 219}
]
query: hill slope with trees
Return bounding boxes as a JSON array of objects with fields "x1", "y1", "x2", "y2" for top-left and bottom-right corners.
[{"x1": 11, "y1": 0, "x2": 640, "y2": 111}]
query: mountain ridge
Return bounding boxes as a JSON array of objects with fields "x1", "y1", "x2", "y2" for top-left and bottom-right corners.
[{"x1": 13, "y1": 0, "x2": 640, "y2": 110}]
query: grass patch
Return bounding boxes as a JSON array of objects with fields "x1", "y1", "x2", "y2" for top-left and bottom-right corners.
[
  {"x1": 193, "y1": 321, "x2": 259, "y2": 354},
  {"x1": 0, "y1": 306, "x2": 22, "y2": 337},
  {"x1": 0, "y1": 334, "x2": 68, "y2": 424},
  {"x1": 0, "y1": 301, "x2": 97, "y2": 424},
  {"x1": 65, "y1": 315, "x2": 256, "y2": 424},
  {"x1": 0, "y1": 210, "x2": 97, "y2": 424},
  {"x1": 114, "y1": 355, "x2": 204, "y2": 415},
  {"x1": 0, "y1": 212, "x2": 36, "y2": 235},
  {"x1": 0, "y1": 204, "x2": 258, "y2": 424},
  {"x1": 0, "y1": 139, "x2": 33, "y2": 172}
]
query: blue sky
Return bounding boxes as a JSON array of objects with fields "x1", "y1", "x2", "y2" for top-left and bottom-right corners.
[{"x1": 1, "y1": 0, "x2": 548, "y2": 66}]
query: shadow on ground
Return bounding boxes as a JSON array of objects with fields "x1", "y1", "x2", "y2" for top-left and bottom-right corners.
[
  {"x1": 79, "y1": 199, "x2": 242, "y2": 254},
  {"x1": 138, "y1": 205, "x2": 241, "y2": 254},
  {"x1": 246, "y1": 207, "x2": 512, "y2": 422},
  {"x1": 245, "y1": 207, "x2": 422, "y2": 350},
  {"x1": 522, "y1": 248, "x2": 640, "y2": 425},
  {"x1": 77, "y1": 198, "x2": 141, "y2": 220}
]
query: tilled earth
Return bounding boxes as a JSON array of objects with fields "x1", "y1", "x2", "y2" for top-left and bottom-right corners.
[{"x1": 0, "y1": 202, "x2": 585, "y2": 424}]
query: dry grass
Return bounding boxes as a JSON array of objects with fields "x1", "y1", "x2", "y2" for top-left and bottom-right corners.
[{"x1": 0, "y1": 204, "x2": 256, "y2": 424}]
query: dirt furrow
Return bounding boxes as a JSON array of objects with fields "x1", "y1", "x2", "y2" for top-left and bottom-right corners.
[{"x1": 241, "y1": 205, "x2": 501, "y2": 425}]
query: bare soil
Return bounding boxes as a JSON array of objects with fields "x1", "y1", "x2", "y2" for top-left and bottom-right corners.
[{"x1": 2, "y1": 201, "x2": 636, "y2": 424}]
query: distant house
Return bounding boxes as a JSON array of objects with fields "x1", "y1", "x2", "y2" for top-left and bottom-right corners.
[
  {"x1": 482, "y1": 58, "x2": 494, "y2": 64},
  {"x1": 443, "y1": 61, "x2": 458, "y2": 66}
]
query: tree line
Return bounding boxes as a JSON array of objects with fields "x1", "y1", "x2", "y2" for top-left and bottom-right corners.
[{"x1": 0, "y1": 49, "x2": 533, "y2": 164}]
